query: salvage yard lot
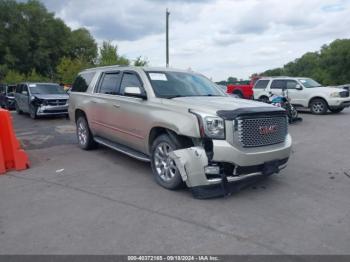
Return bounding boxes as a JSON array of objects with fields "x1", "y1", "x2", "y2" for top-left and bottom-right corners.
[{"x1": 1, "y1": 110, "x2": 350, "y2": 254}]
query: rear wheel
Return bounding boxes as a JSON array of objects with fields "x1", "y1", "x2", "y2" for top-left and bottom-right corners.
[
  {"x1": 329, "y1": 108, "x2": 344, "y2": 113},
  {"x1": 259, "y1": 96, "x2": 269, "y2": 103},
  {"x1": 76, "y1": 116, "x2": 97, "y2": 150},
  {"x1": 310, "y1": 98, "x2": 327, "y2": 114},
  {"x1": 151, "y1": 134, "x2": 184, "y2": 190},
  {"x1": 15, "y1": 102, "x2": 23, "y2": 114}
]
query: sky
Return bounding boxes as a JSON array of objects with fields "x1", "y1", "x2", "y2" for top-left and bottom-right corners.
[{"x1": 40, "y1": 0, "x2": 350, "y2": 81}]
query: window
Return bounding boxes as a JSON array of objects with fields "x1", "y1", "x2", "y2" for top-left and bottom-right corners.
[
  {"x1": 72, "y1": 72, "x2": 96, "y2": 92},
  {"x1": 30, "y1": 84, "x2": 65, "y2": 94},
  {"x1": 98, "y1": 72, "x2": 121, "y2": 95},
  {"x1": 120, "y1": 72, "x2": 142, "y2": 95},
  {"x1": 286, "y1": 80, "x2": 298, "y2": 89},
  {"x1": 0, "y1": 85, "x2": 4, "y2": 94},
  {"x1": 254, "y1": 80, "x2": 269, "y2": 89},
  {"x1": 22, "y1": 85, "x2": 28, "y2": 95},
  {"x1": 270, "y1": 80, "x2": 286, "y2": 89},
  {"x1": 16, "y1": 84, "x2": 23, "y2": 93}
]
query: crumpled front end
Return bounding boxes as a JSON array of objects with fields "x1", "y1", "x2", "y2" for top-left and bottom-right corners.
[{"x1": 169, "y1": 108, "x2": 292, "y2": 199}]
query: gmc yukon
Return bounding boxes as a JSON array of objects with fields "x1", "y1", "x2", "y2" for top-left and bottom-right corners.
[{"x1": 68, "y1": 66, "x2": 292, "y2": 198}]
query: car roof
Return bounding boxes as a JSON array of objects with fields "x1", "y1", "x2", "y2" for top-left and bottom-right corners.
[
  {"x1": 19, "y1": 82, "x2": 60, "y2": 85},
  {"x1": 258, "y1": 76, "x2": 310, "y2": 80},
  {"x1": 82, "y1": 65, "x2": 197, "y2": 74}
]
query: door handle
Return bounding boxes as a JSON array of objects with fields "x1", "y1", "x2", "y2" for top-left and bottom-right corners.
[
  {"x1": 91, "y1": 101, "x2": 97, "y2": 104},
  {"x1": 113, "y1": 104, "x2": 120, "y2": 108}
]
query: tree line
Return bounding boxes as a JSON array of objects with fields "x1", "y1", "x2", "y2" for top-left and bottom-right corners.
[
  {"x1": 0, "y1": 0, "x2": 148, "y2": 84},
  {"x1": 261, "y1": 39, "x2": 350, "y2": 85},
  {"x1": 219, "y1": 39, "x2": 350, "y2": 86}
]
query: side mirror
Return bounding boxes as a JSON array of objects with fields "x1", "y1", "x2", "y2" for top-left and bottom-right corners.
[
  {"x1": 124, "y1": 86, "x2": 147, "y2": 99},
  {"x1": 296, "y1": 84, "x2": 303, "y2": 90},
  {"x1": 22, "y1": 90, "x2": 28, "y2": 96}
]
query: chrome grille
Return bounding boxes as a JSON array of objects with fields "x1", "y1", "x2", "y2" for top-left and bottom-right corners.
[
  {"x1": 47, "y1": 99, "x2": 67, "y2": 106},
  {"x1": 237, "y1": 116, "x2": 288, "y2": 147}
]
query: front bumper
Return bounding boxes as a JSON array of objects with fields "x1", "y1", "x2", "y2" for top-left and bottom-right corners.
[
  {"x1": 37, "y1": 104, "x2": 69, "y2": 116},
  {"x1": 327, "y1": 97, "x2": 350, "y2": 108},
  {"x1": 169, "y1": 135, "x2": 292, "y2": 199}
]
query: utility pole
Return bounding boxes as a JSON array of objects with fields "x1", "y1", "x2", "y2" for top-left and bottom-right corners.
[{"x1": 166, "y1": 8, "x2": 170, "y2": 67}]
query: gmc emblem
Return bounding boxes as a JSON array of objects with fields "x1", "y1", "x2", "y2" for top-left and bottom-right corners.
[{"x1": 259, "y1": 125, "x2": 277, "y2": 135}]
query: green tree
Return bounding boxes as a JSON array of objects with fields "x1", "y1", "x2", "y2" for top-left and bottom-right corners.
[
  {"x1": 134, "y1": 56, "x2": 148, "y2": 66},
  {"x1": 26, "y1": 68, "x2": 48, "y2": 82},
  {"x1": 68, "y1": 28, "x2": 97, "y2": 63},
  {"x1": 3, "y1": 70, "x2": 25, "y2": 83},
  {"x1": 227, "y1": 76, "x2": 238, "y2": 83},
  {"x1": 98, "y1": 41, "x2": 130, "y2": 66},
  {"x1": 56, "y1": 57, "x2": 89, "y2": 84}
]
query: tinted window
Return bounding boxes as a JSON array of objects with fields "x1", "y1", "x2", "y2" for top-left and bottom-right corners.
[
  {"x1": 254, "y1": 80, "x2": 269, "y2": 89},
  {"x1": 270, "y1": 80, "x2": 286, "y2": 89},
  {"x1": 16, "y1": 84, "x2": 22, "y2": 93},
  {"x1": 120, "y1": 72, "x2": 142, "y2": 95},
  {"x1": 286, "y1": 80, "x2": 298, "y2": 89},
  {"x1": 98, "y1": 72, "x2": 121, "y2": 95},
  {"x1": 72, "y1": 72, "x2": 95, "y2": 92}
]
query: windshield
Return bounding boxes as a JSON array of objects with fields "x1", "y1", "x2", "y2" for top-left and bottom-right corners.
[
  {"x1": 299, "y1": 78, "x2": 322, "y2": 88},
  {"x1": 30, "y1": 84, "x2": 65, "y2": 94},
  {"x1": 146, "y1": 71, "x2": 225, "y2": 99}
]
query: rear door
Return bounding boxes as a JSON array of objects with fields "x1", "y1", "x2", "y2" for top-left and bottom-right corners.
[
  {"x1": 270, "y1": 80, "x2": 286, "y2": 97},
  {"x1": 20, "y1": 84, "x2": 30, "y2": 113}
]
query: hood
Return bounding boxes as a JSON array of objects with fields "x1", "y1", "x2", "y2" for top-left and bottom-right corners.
[
  {"x1": 162, "y1": 96, "x2": 277, "y2": 115},
  {"x1": 311, "y1": 86, "x2": 342, "y2": 94},
  {"x1": 32, "y1": 94, "x2": 69, "y2": 100}
]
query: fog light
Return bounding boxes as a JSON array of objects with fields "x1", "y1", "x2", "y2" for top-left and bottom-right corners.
[{"x1": 204, "y1": 166, "x2": 220, "y2": 175}]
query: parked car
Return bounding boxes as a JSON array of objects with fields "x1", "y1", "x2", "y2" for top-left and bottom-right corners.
[
  {"x1": 253, "y1": 77, "x2": 350, "y2": 114},
  {"x1": 0, "y1": 84, "x2": 16, "y2": 110},
  {"x1": 14, "y1": 82, "x2": 69, "y2": 119},
  {"x1": 226, "y1": 76, "x2": 260, "y2": 99},
  {"x1": 69, "y1": 66, "x2": 292, "y2": 198}
]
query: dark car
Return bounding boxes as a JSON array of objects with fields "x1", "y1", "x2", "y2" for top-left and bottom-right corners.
[
  {"x1": 14, "y1": 82, "x2": 69, "y2": 119},
  {"x1": 0, "y1": 84, "x2": 16, "y2": 110}
]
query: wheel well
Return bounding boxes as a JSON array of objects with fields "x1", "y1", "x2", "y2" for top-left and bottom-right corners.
[
  {"x1": 308, "y1": 97, "x2": 328, "y2": 108},
  {"x1": 75, "y1": 109, "x2": 86, "y2": 122},
  {"x1": 233, "y1": 90, "x2": 243, "y2": 95},
  {"x1": 148, "y1": 127, "x2": 193, "y2": 152}
]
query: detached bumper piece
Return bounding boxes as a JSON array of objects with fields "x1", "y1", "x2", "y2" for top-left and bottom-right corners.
[{"x1": 191, "y1": 158, "x2": 288, "y2": 199}]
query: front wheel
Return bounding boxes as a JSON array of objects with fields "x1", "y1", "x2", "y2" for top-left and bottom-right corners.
[
  {"x1": 329, "y1": 108, "x2": 344, "y2": 113},
  {"x1": 151, "y1": 134, "x2": 184, "y2": 190},
  {"x1": 30, "y1": 104, "x2": 38, "y2": 119},
  {"x1": 310, "y1": 98, "x2": 328, "y2": 115}
]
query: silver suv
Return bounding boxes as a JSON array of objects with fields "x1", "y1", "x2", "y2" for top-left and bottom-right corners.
[{"x1": 69, "y1": 66, "x2": 292, "y2": 198}]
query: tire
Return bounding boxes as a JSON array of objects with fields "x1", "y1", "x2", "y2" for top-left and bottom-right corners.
[
  {"x1": 151, "y1": 134, "x2": 184, "y2": 190},
  {"x1": 76, "y1": 116, "x2": 97, "y2": 150},
  {"x1": 329, "y1": 108, "x2": 344, "y2": 113},
  {"x1": 30, "y1": 104, "x2": 38, "y2": 119},
  {"x1": 259, "y1": 96, "x2": 269, "y2": 103},
  {"x1": 15, "y1": 102, "x2": 23, "y2": 114},
  {"x1": 310, "y1": 98, "x2": 328, "y2": 115}
]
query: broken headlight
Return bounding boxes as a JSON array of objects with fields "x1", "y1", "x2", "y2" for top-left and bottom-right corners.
[{"x1": 190, "y1": 109, "x2": 225, "y2": 139}]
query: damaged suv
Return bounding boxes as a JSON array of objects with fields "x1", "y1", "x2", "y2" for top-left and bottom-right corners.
[
  {"x1": 15, "y1": 83, "x2": 69, "y2": 119},
  {"x1": 69, "y1": 66, "x2": 292, "y2": 198}
]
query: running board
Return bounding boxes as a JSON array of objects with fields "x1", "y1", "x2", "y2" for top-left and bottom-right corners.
[{"x1": 94, "y1": 137, "x2": 150, "y2": 162}]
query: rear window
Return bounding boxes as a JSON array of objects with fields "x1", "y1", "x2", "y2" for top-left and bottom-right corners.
[
  {"x1": 72, "y1": 72, "x2": 96, "y2": 92},
  {"x1": 97, "y1": 72, "x2": 121, "y2": 95},
  {"x1": 254, "y1": 80, "x2": 269, "y2": 89},
  {"x1": 270, "y1": 80, "x2": 286, "y2": 89}
]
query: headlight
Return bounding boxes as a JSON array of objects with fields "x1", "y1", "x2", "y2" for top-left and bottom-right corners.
[
  {"x1": 190, "y1": 110, "x2": 225, "y2": 139},
  {"x1": 330, "y1": 92, "x2": 340, "y2": 97}
]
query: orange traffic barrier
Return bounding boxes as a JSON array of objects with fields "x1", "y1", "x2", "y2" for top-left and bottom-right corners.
[{"x1": 0, "y1": 109, "x2": 30, "y2": 174}]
